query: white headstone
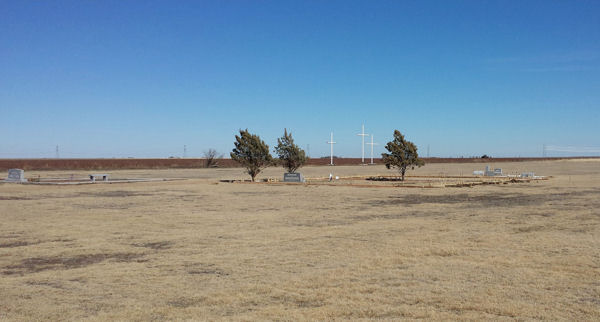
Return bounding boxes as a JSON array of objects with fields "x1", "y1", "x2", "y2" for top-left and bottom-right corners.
[
  {"x1": 485, "y1": 165, "x2": 496, "y2": 176},
  {"x1": 6, "y1": 169, "x2": 26, "y2": 183}
]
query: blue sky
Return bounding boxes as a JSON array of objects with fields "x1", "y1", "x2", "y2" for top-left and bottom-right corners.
[{"x1": 1, "y1": 0, "x2": 599, "y2": 158}]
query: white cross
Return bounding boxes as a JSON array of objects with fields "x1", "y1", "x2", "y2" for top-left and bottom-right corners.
[
  {"x1": 326, "y1": 132, "x2": 337, "y2": 166},
  {"x1": 365, "y1": 134, "x2": 378, "y2": 164},
  {"x1": 356, "y1": 124, "x2": 369, "y2": 164}
]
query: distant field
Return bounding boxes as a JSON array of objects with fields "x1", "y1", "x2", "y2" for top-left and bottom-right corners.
[
  {"x1": 0, "y1": 160, "x2": 599, "y2": 320},
  {"x1": 1, "y1": 156, "x2": 597, "y2": 171}
]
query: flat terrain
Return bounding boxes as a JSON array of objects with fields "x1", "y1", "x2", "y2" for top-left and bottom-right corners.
[{"x1": 1, "y1": 160, "x2": 599, "y2": 320}]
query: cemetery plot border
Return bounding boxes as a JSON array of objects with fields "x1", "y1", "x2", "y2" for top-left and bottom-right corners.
[{"x1": 221, "y1": 174, "x2": 549, "y2": 189}]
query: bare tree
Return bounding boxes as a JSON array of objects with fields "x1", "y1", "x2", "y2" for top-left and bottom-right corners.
[{"x1": 203, "y1": 149, "x2": 223, "y2": 168}]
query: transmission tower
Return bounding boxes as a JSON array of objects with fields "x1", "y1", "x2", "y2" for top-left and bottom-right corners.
[{"x1": 543, "y1": 144, "x2": 546, "y2": 157}]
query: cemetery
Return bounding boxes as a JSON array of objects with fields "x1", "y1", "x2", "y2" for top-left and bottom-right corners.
[
  {"x1": 2, "y1": 2, "x2": 598, "y2": 319},
  {"x1": 0, "y1": 120, "x2": 590, "y2": 322},
  {"x1": 0, "y1": 159, "x2": 597, "y2": 321}
]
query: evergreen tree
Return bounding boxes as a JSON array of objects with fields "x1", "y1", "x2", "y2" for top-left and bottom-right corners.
[
  {"x1": 230, "y1": 129, "x2": 273, "y2": 181},
  {"x1": 274, "y1": 129, "x2": 307, "y2": 173},
  {"x1": 381, "y1": 130, "x2": 424, "y2": 181}
]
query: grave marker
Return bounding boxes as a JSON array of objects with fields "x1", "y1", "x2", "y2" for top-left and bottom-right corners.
[
  {"x1": 284, "y1": 172, "x2": 305, "y2": 182},
  {"x1": 6, "y1": 169, "x2": 26, "y2": 183}
]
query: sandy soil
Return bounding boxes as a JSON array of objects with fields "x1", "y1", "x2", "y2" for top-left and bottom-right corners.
[{"x1": 1, "y1": 160, "x2": 599, "y2": 320}]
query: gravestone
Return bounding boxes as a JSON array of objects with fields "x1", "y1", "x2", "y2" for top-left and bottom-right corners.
[
  {"x1": 6, "y1": 169, "x2": 26, "y2": 183},
  {"x1": 283, "y1": 172, "x2": 305, "y2": 182},
  {"x1": 484, "y1": 165, "x2": 503, "y2": 176},
  {"x1": 484, "y1": 165, "x2": 494, "y2": 176}
]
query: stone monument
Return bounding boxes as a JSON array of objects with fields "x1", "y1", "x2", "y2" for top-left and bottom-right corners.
[
  {"x1": 284, "y1": 172, "x2": 305, "y2": 183},
  {"x1": 6, "y1": 169, "x2": 26, "y2": 183}
]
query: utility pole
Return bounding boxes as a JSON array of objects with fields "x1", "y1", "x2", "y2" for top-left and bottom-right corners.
[
  {"x1": 356, "y1": 124, "x2": 369, "y2": 164},
  {"x1": 183, "y1": 145, "x2": 187, "y2": 158},
  {"x1": 55, "y1": 145, "x2": 59, "y2": 159},
  {"x1": 326, "y1": 132, "x2": 336, "y2": 166},
  {"x1": 365, "y1": 134, "x2": 378, "y2": 164},
  {"x1": 543, "y1": 144, "x2": 546, "y2": 157},
  {"x1": 427, "y1": 145, "x2": 430, "y2": 158}
]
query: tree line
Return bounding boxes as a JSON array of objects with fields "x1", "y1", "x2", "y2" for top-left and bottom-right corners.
[{"x1": 229, "y1": 129, "x2": 423, "y2": 182}]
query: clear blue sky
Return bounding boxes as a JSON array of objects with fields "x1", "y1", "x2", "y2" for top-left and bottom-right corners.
[{"x1": 1, "y1": 0, "x2": 599, "y2": 158}]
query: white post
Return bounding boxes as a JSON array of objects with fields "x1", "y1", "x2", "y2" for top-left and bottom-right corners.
[
  {"x1": 365, "y1": 134, "x2": 378, "y2": 164},
  {"x1": 356, "y1": 124, "x2": 369, "y2": 164},
  {"x1": 326, "y1": 132, "x2": 337, "y2": 166}
]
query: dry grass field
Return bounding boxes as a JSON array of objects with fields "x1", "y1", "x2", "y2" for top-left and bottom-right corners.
[{"x1": 1, "y1": 160, "x2": 599, "y2": 320}]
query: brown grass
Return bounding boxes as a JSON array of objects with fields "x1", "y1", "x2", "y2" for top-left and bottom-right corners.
[{"x1": 0, "y1": 160, "x2": 599, "y2": 320}]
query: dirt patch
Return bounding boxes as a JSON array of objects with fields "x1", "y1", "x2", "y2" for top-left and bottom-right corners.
[
  {"x1": 515, "y1": 225, "x2": 548, "y2": 233},
  {"x1": 2, "y1": 192, "x2": 152, "y2": 201},
  {"x1": 78, "y1": 191, "x2": 154, "y2": 198},
  {"x1": 186, "y1": 263, "x2": 229, "y2": 276},
  {"x1": 2, "y1": 252, "x2": 144, "y2": 275},
  {"x1": 72, "y1": 202, "x2": 140, "y2": 210},
  {"x1": 25, "y1": 280, "x2": 65, "y2": 289},
  {"x1": 372, "y1": 193, "x2": 533, "y2": 207},
  {"x1": 288, "y1": 211, "x2": 446, "y2": 228},
  {"x1": 371, "y1": 190, "x2": 600, "y2": 209},
  {"x1": 52, "y1": 238, "x2": 75, "y2": 242},
  {"x1": 0, "y1": 196, "x2": 31, "y2": 200},
  {"x1": 233, "y1": 191, "x2": 284, "y2": 196},
  {"x1": 0, "y1": 240, "x2": 41, "y2": 248},
  {"x1": 133, "y1": 241, "x2": 173, "y2": 250},
  {"x1": 270, "y1": 294, "x2": 325, "y2": 308},
  {"x1": 351, "y1": 211, "x2": 445, "y2": 222},
  {"x1": 168, "y1": 296, "x2": 208, "y2": 308}
]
